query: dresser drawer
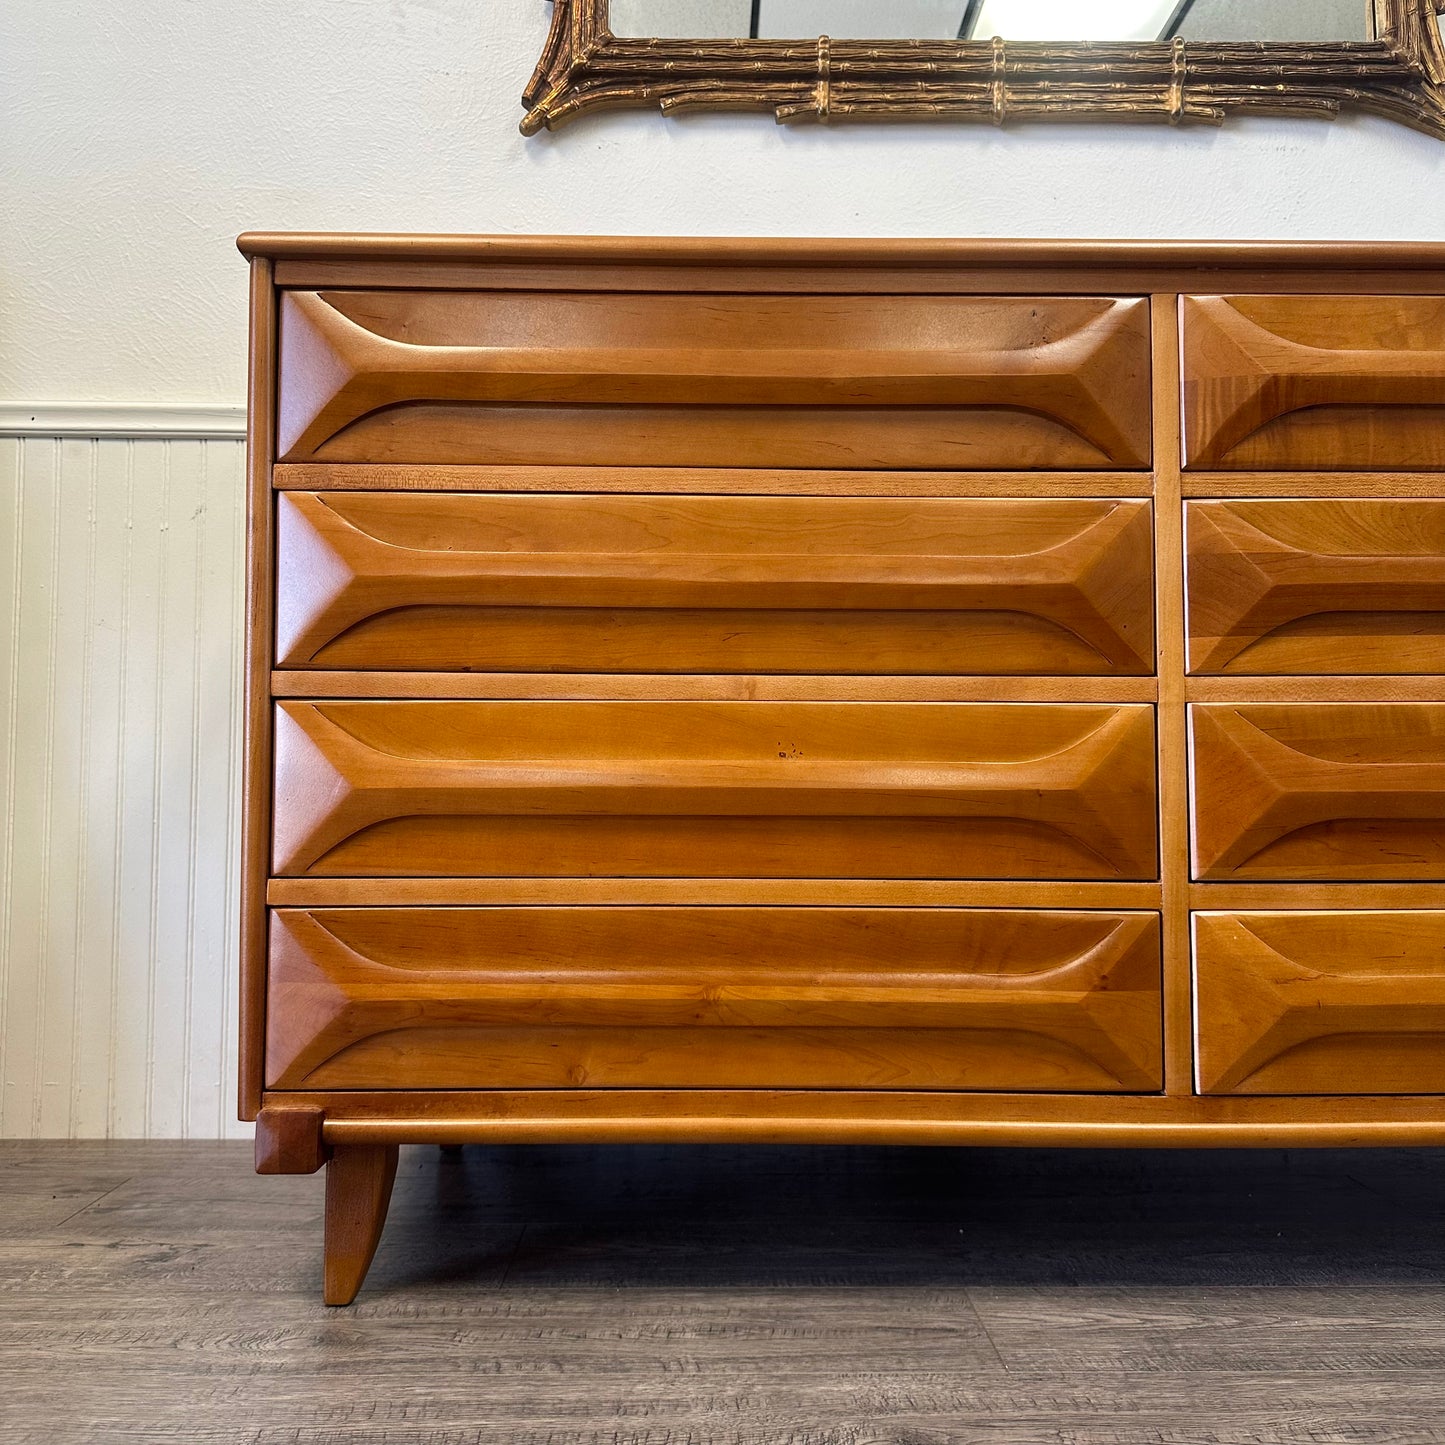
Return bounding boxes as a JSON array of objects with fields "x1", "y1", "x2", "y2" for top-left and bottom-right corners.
[
  {"x1": 272, "y1": 700, "x2": 1159, "y2": 880},
  {"x1": 1195, "y1": 912, "x2": 1445, "y2": 1095},
  {"x1": 266, "y1": 906, "x2": 1163, "y2": 1092},
  {"x1": 275, "y1": 492, "x2": 1156, "y2": 675},
  {"x1": 1191, "y1": 704, "x2": 1445, "y2": 880},
  {"x1": 1182, "y1": 295, "x2": 1445, "y2": 470},
  {"x1": 276, "y1": 290, "x2": 1152, "y2": 468},
  {"x1": 1186, "y1": 499, "x2": 1445, "y2": 674}
]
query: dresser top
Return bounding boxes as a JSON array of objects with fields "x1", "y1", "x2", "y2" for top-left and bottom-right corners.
[{"x1": 236, "y1": 232, "x2": 1445, "y2": 267}]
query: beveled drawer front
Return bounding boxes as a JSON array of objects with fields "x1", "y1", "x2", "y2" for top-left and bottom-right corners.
[
  {"x1": 1195, "y1": 912, "x2": 1445, "y2": 1095},
  {"x1": 1186, "y1": 499, "x2": 1445, "y2": 674},
  {"x1": 1182, "y1": 295, "x2": 1445, "y2": 470},
  {"x1": 276, "y1": 290, "x2": 1152, "y2": 468},
  {"x1": 275, "y1": 492, "x2": 1156, "y2": 675},
  {"x1": 1192, "y1": 704, "x2": 1445, "y2": 881},
  {"x1": 272, "y1": 700, "x2": 1158, "y2": 880},
  {"x1": 266, "y1": 907, "x2": 1163, "y2": 1092}
]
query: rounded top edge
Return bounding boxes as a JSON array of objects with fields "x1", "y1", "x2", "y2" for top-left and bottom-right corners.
[{"x1": 235, "y1": 231, "x2": 1445, "y2": 268}]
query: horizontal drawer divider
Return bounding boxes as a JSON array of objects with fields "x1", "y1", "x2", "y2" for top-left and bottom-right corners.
[
  {"x1": 1183, "y1": 473, "x2": 1445, "y2": 498},
  {"x1": 1187, "y1": 678, "x2": 1445, "y2": 704},
  {"x1": 266, "y1": 879, "x2": 1167, "y2": 908},
  {"x1": 1188, "y1": 882, "x2": 1445, "y2": 909},
  {"x1": 270, "y1": 673, "x2": 1161, "y2": 702},
  {"x1": 273, "y1": 464, "x2": 1156, "y2": 496}
]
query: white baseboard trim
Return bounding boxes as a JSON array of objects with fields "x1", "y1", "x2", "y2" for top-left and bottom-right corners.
[{"x1": 0, "y1": 403, "x2": 247, "y2": 440}]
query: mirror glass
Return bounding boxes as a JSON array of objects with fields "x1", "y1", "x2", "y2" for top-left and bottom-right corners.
[{"x1": 608, "y1": 0, "x2": 1376, "y2": 43}]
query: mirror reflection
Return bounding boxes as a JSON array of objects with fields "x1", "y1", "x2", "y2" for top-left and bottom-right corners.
[{"x1": 609, "y1": 0, "x2": 1375, "y2": 43}]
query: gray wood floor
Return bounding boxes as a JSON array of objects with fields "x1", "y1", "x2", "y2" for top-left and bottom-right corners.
[{"x1": 2, "y1": 1140, "x2": 1444, "y2": 1444}]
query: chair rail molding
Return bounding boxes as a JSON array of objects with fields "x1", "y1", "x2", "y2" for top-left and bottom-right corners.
[{"x1": 0, "y1": 404, "x2": 247, "y2": 441}]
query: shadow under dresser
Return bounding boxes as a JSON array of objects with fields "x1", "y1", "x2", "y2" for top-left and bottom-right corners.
[{"x1": 236, "y1": 234, "x2": 1445, "y2": 1304}]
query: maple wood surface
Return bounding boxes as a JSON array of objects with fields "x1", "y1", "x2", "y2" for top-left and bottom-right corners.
[
  {"x1": 1187, "y1": 499, "x2": 1445, "y2": 675},
  {"x1": 323, "y1": 1143, "x2": 398, "y2": 1307},
  {"x1": 1194, "y1": 911, "x2": 1445, "y2": 1095},
  {"x1": 265, "y1": 906, "x2": 1163, "y2": 1094},
  {"x1": 1182, "y1": 295, "x2": 1445, "y2": 471},
  {"x1": 1191, "y1": 703, "x2": 1445, "y2": 881},
  {"x1": 275, "y1": 492, "x2": 1156, "y2": 676},
  {"x1": 277, "y1": 289, "x2": 1153, "y2": 469},
  {"x1": 243, "y1": 236, "x2": 1445, "y2": 1302},
  {"x1": 271, "y1": 699, "x2": 1160, "y2": 881}
]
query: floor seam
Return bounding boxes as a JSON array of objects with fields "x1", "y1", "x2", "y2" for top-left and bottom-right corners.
[
  {"x1": 962, "y1": 1287, "x2": 1010, "y2": 1373},
  {"x1": 46, "y1": 1179, "x2": 134, "y2": 1231},
  {"x1": 496, "y1": 1221, "x2": 528, "y2": 1290}
]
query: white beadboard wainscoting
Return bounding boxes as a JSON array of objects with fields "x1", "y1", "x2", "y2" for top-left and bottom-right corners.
[{"x1": 0, "y1": 414, "x2": 249, "y2": 1138}]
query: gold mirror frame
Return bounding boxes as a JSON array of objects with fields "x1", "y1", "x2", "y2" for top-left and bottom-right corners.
[{"x1": 522, "y1": 0, "x2": 1445, "y2": 137}]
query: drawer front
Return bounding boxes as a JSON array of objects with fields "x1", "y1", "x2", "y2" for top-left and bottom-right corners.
[
  {"x1": 266, "y1": 907, "x2": 1163, "y2": 1092},
  {"x1": 1186, "y1": 499, "x2": 1445, "y2": 674},
  {"x1": 1192, "y1": 704, "x2": 1445, "y2": 881},
  {"x1": 1182, "y1": 295, "x2": 1445, "y2": 471},
  {"x1": 1195, "y1": 911, "x2": 1445, "y2": 1095},
  {"x1": 272, "y1": 700, "x2": 1159, "y2": 880},
  {"x1": 275, "y1": 492, "x2": 1156, "y2": 675},
  {"x1": 276, "y1": 290, "x2": 1152, "y2": 468}
]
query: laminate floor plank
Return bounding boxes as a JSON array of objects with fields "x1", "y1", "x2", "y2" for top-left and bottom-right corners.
[{"x1": 3, "y1": 1141, "x2": 1445, "y2": 1444}]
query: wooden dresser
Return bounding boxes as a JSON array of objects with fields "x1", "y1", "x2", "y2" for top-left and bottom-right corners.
[{"x1": 238, "y1": 234, "x2": 1445, "y2": 1304}]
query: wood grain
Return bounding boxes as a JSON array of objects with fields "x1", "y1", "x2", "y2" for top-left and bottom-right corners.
[
  {"x1": 1182, "y1": 295, "x2": 1445, "y2": 471},
  {"x1": 290, "y1": 1089, "x2": 1445, "y2": 1148},
  {"x1": 239, "y1": 257, "x2": 276, "y2": 1120},
  {"x1": 1191, "y1": 703, "x2": 1445, "y2": 881},
  {"x1": 1195, "y1": 911, "x2": 1445, "y2": 1095},
  {"x1": 242, "y1": 236, "x2": 1445, "y2": 1300},
  {"x1": 277, "y1": 290, "x2": 1153, "y2": 468},
  {"x1": 270, "y1": 699, "x2": 1160, "y2": 880},
  {"x1": 1187, "y1": 499, "x2": 1445, "y2": 675},
  {"x1": 265, "y1": 906, "x2": 1163, "y2": 1093},
  {"x1": 323, "y1": 1143, "x2": 398, "y2": 1306},
  {"x1": 1151, "y1": 292, "x2": 1194, "y2": 1098},
  {"x1": 264, "y1": 877, "x2": 1166, "y2": 908},
  {"x1": 275, "y1": 492, "x2": 1156, "y2": 675},
  {"x1": 270, "y1": 672, "x2": 1160, "y2": 702},
  {"x1": 275, "y1": 462, "x2": 1157, "y2": 497}
]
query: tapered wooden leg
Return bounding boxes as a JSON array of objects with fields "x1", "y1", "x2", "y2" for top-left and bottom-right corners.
[{"x1": 323, "y1": 1144, "x2": 398, "y2": 1306}]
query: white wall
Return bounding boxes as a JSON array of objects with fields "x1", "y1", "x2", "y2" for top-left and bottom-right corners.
[
  {"x1": 1, "y1": 0, "x2": 1443, "y2": 1136},
  {"x1": 5, "y1": 0, "x2": 1445, "y2": 407}
]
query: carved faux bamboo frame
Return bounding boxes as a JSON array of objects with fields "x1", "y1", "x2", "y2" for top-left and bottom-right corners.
[{"x1": 521, "y1": 0, "x2": 1445, "y2": 137}]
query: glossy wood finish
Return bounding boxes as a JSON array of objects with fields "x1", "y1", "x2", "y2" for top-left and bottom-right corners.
[
  {"x1": 275, "y1": 464, "x2": 1157, "y2": 498},
  {"x1": 1191, "y1": 703, "x2": 1445, "y2": 881},
  {"x1": 253, "y1": 1105, "x2": 327, "y2": 1175},
  {"x1": 275, "y1": 492, "x2": 1156, "y2": 675},
  {"x1": 323, "y1": 1143, "x2": 398, "y2": 1306},
  {"x1": 296, "y1": 1089, "x2": 1445, "y2": 1148},
  {"x1": 271, "y1": 700, "x2": 1159, "y2": 880},
  {"x1": 277, "y1": 290, "x2": 1152, "y2": 468},
  {"x1": 1195, "y1": 912, "x2": 1445, "y2": 1096},
  {"x1": 243, "y1": 236, "x2": 1445, "y2": 1302},
  {"x1": 239, "y1": 257, "x2": 276, "y2": 1121},
  {"x1": 266, "y1": 907, "x2": 1163, "y2": 1093},
  {"x1": 1182, "y1": 295, "x2": 1445, "y2": 471},
  {"x1": 1187, "y1": 499, "x2": 1445, "y2": 674}
]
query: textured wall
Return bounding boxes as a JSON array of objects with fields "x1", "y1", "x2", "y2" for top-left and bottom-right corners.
[
  {"x1": 0, "y1": 437, "x2": 246, "y2": 1139},
  {"x1": 3, "y1": 0, "x2": 1445, "y2": 407}
]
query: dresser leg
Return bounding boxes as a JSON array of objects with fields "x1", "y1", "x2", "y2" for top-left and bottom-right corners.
[{"x1": 323, "y1": 1144, "x2": 399, "y2": 1306}]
